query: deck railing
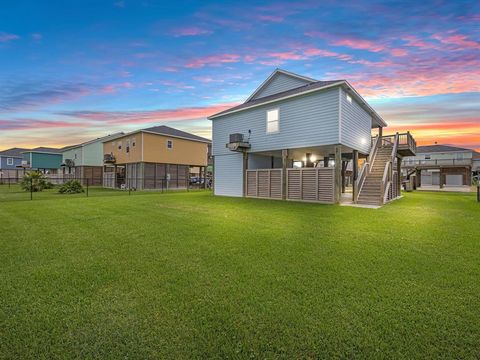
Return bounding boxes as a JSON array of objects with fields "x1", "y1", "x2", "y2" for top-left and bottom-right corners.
[
  {"x1": 402, "y1": 158, "x2": 472, "y2": 167},
  {"x1": 397, "y1": 132, "x2": 416, "y2": 154}
]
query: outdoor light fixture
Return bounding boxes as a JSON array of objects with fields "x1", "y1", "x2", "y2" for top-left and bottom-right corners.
[
  {"x1": 360, "y1": 137, "x2": 367, "y2": 145},
  {"x1": 310, "y1": 155, "x2": 317, "y2": 162}
]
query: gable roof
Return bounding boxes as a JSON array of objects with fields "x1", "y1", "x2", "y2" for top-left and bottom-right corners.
[
  {"x1": 245, "y1": 69, "x2": 317, "y2": 103},
  {"x1": 24, "y1": 147, "x2": 63, "y2": 154},
  {"x1": 416, "y1": 145, "x2": 477, "y2": 154},
  {"x1": 142, "y1": 125, "x2": 211, "y2": 143},
  {"x1": 105, "y1": 125, "x2": 211, "y2": 144},
  {"x1": 62, "y1": 132, "x2": 125, "y2": 152},
  {"x1": 0, "y1": 147, "x2": 29, "y2": 157},
  {"x1": 208, "y1": 75, "x2": 387, "y2": 127}
]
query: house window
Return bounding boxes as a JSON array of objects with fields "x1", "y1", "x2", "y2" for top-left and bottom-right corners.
[
  {"x1": 346, "y1": 94, "x2": 352, "y2": 103},
  {"x1": 118, "y1": 141, "x2": 122, "y2": 150},
  {"x1": 425, "y1": 155, "x2": 431, "y2": 160},
  {"x1": 7, "y1": 158, "x2": 14, "y2": 165},
  {"x1": 132, "y1": 138, "x2": 136, "y2": 147},
  {"x1": 266, "y1": 108, "x2": 279, "y2": 133},
  {"x1": 167, "y1": 140, "x2": 173, "y2": 149},
  {"x1": 456, "y1": 153, "x2": 464, "y2": 160}
]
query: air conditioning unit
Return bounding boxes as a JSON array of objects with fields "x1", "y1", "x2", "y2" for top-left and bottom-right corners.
[
  {"x1": 226, "y1": 133, "x2": 251, "y2": 152},
  {"x1": 229, "y1": 133, "x2": 244, "y2": 143}
]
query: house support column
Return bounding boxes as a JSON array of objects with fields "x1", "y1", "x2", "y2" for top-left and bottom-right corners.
[
  {"x1": 378, "y1": 126, "x2": 383, "y2": 138},
  {"x1": 352, "y1": 150, "x2": 358, "y2": 201},
  {"x1": 282, "y1": 149, "x2": 288, "y2": 199},
  {"x1": 397, "y1": 156, "x2": 402, "y2": 196},
  {"x1": 243, "y1": 151, "x2": 249, "y2": 197},
  {"x1": 323, "y1": 156, "x2": 329, "y2": 167},
  {"x1": 334, "y1": 145, "x2": 342, "y2": 203},
  {"x1": 341, "y1": 160, "x2": 347, "y2": 193}
]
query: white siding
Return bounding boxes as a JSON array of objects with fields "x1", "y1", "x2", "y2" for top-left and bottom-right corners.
[
  {"x1": 251, "y1": 73, "x2": 310, "y2": 100},
  {"x1": 214, "y1": 153, "x2": 244, "y2": 197},
  {"x1": 340, "y1": 88, "x2": 372, "y2": 154},
  {"x1": 212, "y1": 87, "x2": 340, "y2": 156}
]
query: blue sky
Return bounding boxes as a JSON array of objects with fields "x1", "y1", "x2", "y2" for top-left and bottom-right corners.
[{"x1": 0, "y1": 0, "x2": 479, "y2": 150}]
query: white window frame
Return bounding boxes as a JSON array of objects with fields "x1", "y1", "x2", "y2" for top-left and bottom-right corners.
[
  {"x1": 266, "y1": 108, "x2": 280, "y2": 134},
  {"x1": 7, "y1": 157, "x2": 14, "y2": 165},
  {"x1": 166, "y1": 140, "x2": 173, "y2": 150}
]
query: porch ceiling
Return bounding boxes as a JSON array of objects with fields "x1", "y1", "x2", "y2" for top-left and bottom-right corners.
[{"x1": 251, "y1": 144, "x2": 366, "y2": 161}]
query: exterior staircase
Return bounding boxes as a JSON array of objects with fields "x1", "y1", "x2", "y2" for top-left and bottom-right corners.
[
  {"x1": 357, "y1": 146, "x2": 393, "y2": 205},
  {"x1": 353, "y1": 132, "x2": 417, "y2": 207}
]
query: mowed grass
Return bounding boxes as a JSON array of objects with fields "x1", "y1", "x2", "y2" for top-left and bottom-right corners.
[{"x1": 0, "y1": 189, "x2": 479, "y2": 359}]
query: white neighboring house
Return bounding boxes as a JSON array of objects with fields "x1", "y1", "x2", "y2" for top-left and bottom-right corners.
[
  {"x1": 61, "y1": 133, "x2": 124, "y2": 185},
  {"x1": 208, "y1": 69, "x2": 416, "y2": 206},
  {"x1": 402, "y1": 145, "x2": 478, "y2": 188}
]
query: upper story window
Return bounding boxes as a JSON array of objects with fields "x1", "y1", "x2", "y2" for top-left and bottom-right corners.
[
  {"x1": 266, "y1": 108, "x2": 279, "y2": 133},
  {"x1": 167, "y1": 140, "x2": 173, "y2": 149},
  {"x1": 425, "y1": 155, "x2": 431, "y2": 160},
  {"x1": 456, "y1": 152, "x2": 464, "y2": 160},
  {"x1": 7, "y1": 157, "x2": 13, "y2": 165},
  {"x1": 132, "y1": 138, "x2": 136, "y2": 147},
  {"x1": 346, "y1": 94, "x2": 352, "y2": 103},
  {"x1": 118, "y1": 141, "x2": 122, "y2": 150}
]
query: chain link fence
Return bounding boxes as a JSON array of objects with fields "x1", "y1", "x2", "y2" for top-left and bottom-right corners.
[{"x1": 0, "y1": 176, "x2": 211, "y2": 202}]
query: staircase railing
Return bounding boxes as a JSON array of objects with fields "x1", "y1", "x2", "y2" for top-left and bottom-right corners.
[
  {"x1": 379, "y1": 133, "x2": 399, "y2": 204},
  {"x1": 354, "y1": 162, "x2": 369, "y2": 203},
  {"x1": 368, "y1": 135, "x2": 380, "y2": 173}
]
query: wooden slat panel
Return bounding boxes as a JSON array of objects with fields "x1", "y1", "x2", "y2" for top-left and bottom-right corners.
[
  {"x1": 270, "y1": 170, "x2": 282, "y2": 199},
  {"x1": 246, "y1": 171, "x2": 257, "y2": 197},
  {"x1": 287, "y1": 169, "x2": 301, "y2": 200},
  {"x1": 318, "y1": 168, "x2": 335, "y2": 203},
  {"x1": 257, "y1": 170, "x2": 270, "y2": 197},
  {"x1": 301, "y1": 168, "x2": 317, "y2": 201}
]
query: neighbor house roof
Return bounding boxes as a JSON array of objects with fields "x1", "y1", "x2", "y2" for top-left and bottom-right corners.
[
  {"x1": 0, "y1": 147, "x2": 30, "y2": 157},
  {"x1": 62, "y1": 132, "x2": 125, "y2": 152},
  {"x1": 416, "y1": 145, "x2": 477, "y2": 154},
  {"x1": 22, "y1": 147, "x2": 63, "y2": 154},
  {"x1": 208, "y1": 69, "x2": 387, "y2": 127},
  {"x1": 108, "y1": 125, "x2": 211, "y2": 144}
]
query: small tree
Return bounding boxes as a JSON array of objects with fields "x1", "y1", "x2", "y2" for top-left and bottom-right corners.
[
  {"x1": 58, "y1": 180, "x2": 84, "y2": 194},
  {"x1": 21, "y1": 171, "x2": 48, "y2": 192}
]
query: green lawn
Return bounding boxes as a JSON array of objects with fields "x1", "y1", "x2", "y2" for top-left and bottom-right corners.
[{"x1": 0, "y1": 189, "x2": 479, "y2": 359}]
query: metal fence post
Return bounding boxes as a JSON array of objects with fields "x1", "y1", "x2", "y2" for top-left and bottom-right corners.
[{"x1": 86, "y1": 178, "x2": 89, "y2": 197}]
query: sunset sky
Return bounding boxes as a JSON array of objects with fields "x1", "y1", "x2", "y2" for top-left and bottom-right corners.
[{"x1": 0, "y1": 0, "x2": 479, "y2": 151}]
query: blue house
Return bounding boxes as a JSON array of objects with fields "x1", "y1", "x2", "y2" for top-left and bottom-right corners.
[
  {"x1": 21, "y1": 147, "x2": 63, "y2": 174},
  {"x1": 0, "y1": 148, "x2": 26, "y2": 170},
  {"x1": 208, "y1": 69, "x2": 416, "y2": 206}
]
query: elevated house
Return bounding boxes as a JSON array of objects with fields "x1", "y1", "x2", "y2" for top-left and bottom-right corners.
[
  {"x1": 208, "y1": 69, "x2": 416, "y2": 206},
  {"x1": 0, "y1": 147, "x2": 29, "y2": 182},
  {"x1": 402, "y1": 145, "x2": 478, "y2": 189},
  {"x1": 20, "y1": 147, "x2": 63, "y2": 175},
  {"x1": 103, "y1": 125, "x2": 211, "y2": 190},
  {"x1": 61, "y1": 133, "x2": 124, "y2": 185}
]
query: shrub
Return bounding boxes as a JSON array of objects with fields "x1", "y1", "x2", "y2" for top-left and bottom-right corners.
[
  {"x1": 58, "y1": 180, "x2": 84, "y2": 194},
  {"x1": 21, "y1": 171, "x2": 49, "y2": 192}
]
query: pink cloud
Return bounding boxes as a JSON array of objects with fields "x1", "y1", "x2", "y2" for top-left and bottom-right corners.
[
  {"x1": 431, "y1": 33, "x2": 480, "y2": 50},
  {"x1": 0, "y1": 32, "x2": 19, "y2": 43},
  {"x1": 185, "y1": 53, "x2": 241, "y2": 68},
  {"x1": 101, "y1": 82, "x2": 134, "y2": 93},
  {"x1": 193, "y1": 76, "x2": 224, "y2": 84},
  {"x1": 390, "y1": 48, "x2": 408, "y2": 57},
  {"x1": 57, "y1": 102, "x2": 240, "y2": 125},
  {"x1": 0, "y1": 119, "x2": 86, "y2": 131},
  {"x1": 171, "y1": 27, "x2": 212, "y2": 37},
  {"x1": 331, "y1": 38, "x2": 385, "y2": 52},
  {"x1": 159, "y1": 80, "x2": 194, "y2": 90}
]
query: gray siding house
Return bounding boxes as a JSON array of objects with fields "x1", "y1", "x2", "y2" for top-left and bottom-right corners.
[
  {"x1": 209, "y1": 69, "x2": 416, "y2": 206},
  {"x1": 402, "y1": 145, "x2": 478, "y2": 188}
]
